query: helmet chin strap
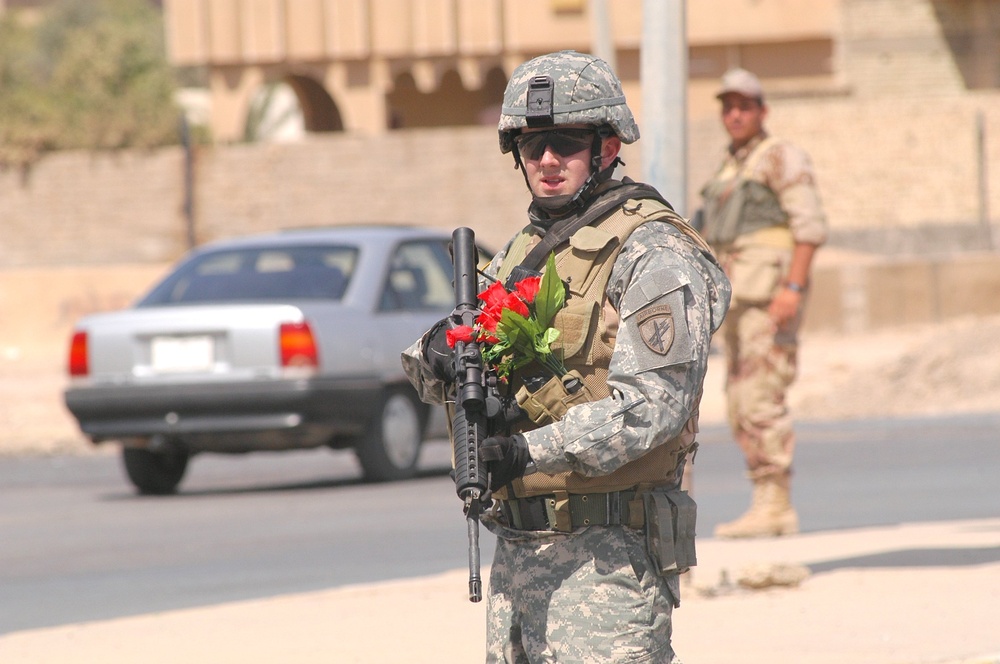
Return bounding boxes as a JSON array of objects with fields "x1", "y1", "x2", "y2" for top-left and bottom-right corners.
[{"x1": 512, "y1": 129, "x2": 623, "y2": 230}]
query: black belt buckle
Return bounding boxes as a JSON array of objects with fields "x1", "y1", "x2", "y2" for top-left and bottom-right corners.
[
  {"x1": 525, "y1": 496, "x2": 551, "y2": 530},
  {"x1": 503, "y1": 496, "x2": 551, "y2": 531}
]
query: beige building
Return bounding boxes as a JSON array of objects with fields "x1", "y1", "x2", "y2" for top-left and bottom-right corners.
[
  {"x1": 163, "y1": 0, "x2": 849, "y2": 141},
  {"x1": 163, "y1": 0, "x2": 999, "y2": 140}
]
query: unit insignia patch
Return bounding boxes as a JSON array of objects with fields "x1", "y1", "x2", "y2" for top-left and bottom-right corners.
[{"x1": 637, "y1": 304, "x2": 675, "y2": 355}]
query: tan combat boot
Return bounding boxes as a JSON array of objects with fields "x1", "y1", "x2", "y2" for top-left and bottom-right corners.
[{"x1": 713, "y1": 473, "x2": 799, "y2": 538}]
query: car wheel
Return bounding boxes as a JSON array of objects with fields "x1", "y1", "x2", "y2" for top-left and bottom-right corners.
[
  {"x1": 355, "y1": 388, "x2": 424, "y2": 482},
  {"x1": 122, "y1": 446, "x2": 189, "y2": 495}
]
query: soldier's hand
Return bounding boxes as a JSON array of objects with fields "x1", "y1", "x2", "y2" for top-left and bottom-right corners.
[
  {"x1": 480, "y1": 434, "x2": 531, "y2": 491},
  {"x1": 421, "y1": 317, "x2": 456, "y2": 382},
  {"x1": 769, "y1": 287, "x2": 802, "y2": 330}
]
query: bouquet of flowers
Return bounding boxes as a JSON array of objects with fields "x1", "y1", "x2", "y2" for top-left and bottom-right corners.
[{"x1": 446, "y1": 253, "x2": 567, "y2": 381}]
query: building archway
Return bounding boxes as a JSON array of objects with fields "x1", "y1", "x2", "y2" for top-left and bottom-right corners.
[
  {"x1": 387, "y1": 66, "x2": 508, "y2": 129},
  {"x1": 286, "y1": 74, "x2": 344, "y2": 132},
  {"x1": 243, "y1": 74, "x2": 344, "y2": 142}
]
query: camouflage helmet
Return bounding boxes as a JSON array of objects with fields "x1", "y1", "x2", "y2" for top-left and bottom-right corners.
[{"x1": 498, "y1": 50, "x2": 640, "y2": 154}]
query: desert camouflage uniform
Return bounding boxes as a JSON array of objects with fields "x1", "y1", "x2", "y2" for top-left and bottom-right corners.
[
  {"x1": 701, "y1": 132, "x2": 827, "y2": 480},
  {"x1": 402, "y1": 215, "x2": 730, "y2": 662}
]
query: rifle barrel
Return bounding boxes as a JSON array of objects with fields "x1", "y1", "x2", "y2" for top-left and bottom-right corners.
[{"x1": 467, "y1": 507, "x2": 483, "y2": 602}]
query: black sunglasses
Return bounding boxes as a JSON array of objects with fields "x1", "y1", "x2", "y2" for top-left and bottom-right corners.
[{"x1": 514, "y1": 128, "x2": 596, "y2": 161}]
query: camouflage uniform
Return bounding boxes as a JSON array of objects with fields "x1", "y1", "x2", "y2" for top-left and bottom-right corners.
[
  {"x1": 701, "y1": 127, "x2": 828, "y2": 537},
  {"x1": 403, "y1": 51, "x2": 731, "y2": 662}
]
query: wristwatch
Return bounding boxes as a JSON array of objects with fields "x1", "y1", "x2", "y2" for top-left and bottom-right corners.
[{"x1": 784, "y1": 281, "x2": 806, "y2": 293}]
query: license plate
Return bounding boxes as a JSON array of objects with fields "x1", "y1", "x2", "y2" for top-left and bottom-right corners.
[{"x1": 150, "y1": 335, "x2": 215, "y2": 373}]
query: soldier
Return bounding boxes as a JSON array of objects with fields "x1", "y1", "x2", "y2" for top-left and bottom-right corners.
[
  {"x1": 698, "y1": 68, "x2": 828, "y2": 538},
  {"x1": 402, "y1": 50, "x2": 730, "y2": 661}
]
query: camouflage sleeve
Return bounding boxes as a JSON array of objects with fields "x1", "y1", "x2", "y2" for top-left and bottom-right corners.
[
  {"x1": 759, "y1": 140, "x2": 828, "y2": 246},
  {"x1": 401, "y1": 336, "x2": 450, "y2": 406},
  {"x1": 520, "y1": 222, "x2": 730, "y2": 477}
]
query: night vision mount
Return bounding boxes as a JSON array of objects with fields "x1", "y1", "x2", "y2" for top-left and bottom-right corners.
[{"x1": 525, "y1": 75, "x2": 555, "y2": 127}]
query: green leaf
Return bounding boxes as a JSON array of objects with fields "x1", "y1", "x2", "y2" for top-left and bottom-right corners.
[
  {"x1": 541, "y1": 327, "x2": 561, "y2": 348},
  {"x1": 535, "y1": 253, "x2": 565, "y2": 329},
  {"x1": 499, "y1": 309, "x2": 538, "y2": 347}
]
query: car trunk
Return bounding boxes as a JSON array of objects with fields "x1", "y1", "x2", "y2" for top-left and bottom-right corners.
[{"x1": 75, "y1": 304, "x2": 310, "y2": 385}]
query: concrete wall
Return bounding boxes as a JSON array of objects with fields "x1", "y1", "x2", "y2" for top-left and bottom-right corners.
[
  {"x1": 4, "y1": 88, "x2": 999, "y2": 269},
  {"x1": 689, "y1": 94, "x2": 1000, "y2": 251},
  {"x1": 3, "y1": 98, "x2": 1000, "y2": 363},
  {"x1": 808, "y1": 252, "x2": 1000, "y2": 334}
]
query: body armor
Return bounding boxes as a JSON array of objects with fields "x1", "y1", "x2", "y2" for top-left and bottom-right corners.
[
  {"x1": 492, "y1": 187, "x2": 708, "y2": 501},
  {"x1": 700, "y1": 136, "x2": 790, "y2": 247}
]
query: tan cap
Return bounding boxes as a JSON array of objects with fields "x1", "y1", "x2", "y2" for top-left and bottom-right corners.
[{"x1": 716, "y1": 68, "x2": 764, "y2": 100}]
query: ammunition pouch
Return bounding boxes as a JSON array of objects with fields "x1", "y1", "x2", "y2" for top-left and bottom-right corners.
[
  {"x1": 643, "y1": 488, "x2": 698, "y2": 576},
  {"x1": 514, "y1": 369, "x2": 595, "y2": 427}
]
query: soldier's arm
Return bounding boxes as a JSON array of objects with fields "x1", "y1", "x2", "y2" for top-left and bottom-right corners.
[
  {"x1": 520, "y1": 224, "x2": 728, "y2": 477},
  {"x1": 761, "y1": 141, "x2": 826, "y2": 323}
]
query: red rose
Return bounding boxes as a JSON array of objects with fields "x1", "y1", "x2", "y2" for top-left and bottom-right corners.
[
  {"x1": 478, "y1": 330, "x2": 500, "y2": 344},
  {"x1": 445, "y1": 325, "x2": 474, "y2": 348},
  {"x1": 479, "y1": 282, "x2": 509, "y2": 311},
  {"x1": 477, "y1": 309, "x2": 501, "y2": 333},
  {"x1": 502, "y1": 292, "x2": 529, "y2": 318},
  {"x1": 514, "y1": 276, "x2": 541, "y2": 304}
]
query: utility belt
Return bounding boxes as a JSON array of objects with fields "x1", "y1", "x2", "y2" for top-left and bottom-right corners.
[
  {"x1": 499, "y1": 486, "x2": 699, "y2": 575},
  {"x1": 500, "y1": 490, "x2": 642, "y2": 532}
]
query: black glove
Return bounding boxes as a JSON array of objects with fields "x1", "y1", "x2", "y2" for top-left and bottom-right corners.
[
  {"x1": 421, "y1": 317, "x2": 455, "y2": 382},
  {"x1": 500, "y1": 398, "x2": 527, "y2": 426},
  {"x1": 480, "y1": 434, "x2": 531, "y2": 491}
]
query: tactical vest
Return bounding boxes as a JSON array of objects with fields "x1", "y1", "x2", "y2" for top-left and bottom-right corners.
[
  {"x1": 700, "y1": 136, "x2": 790, "y2": 247},
  {"x1": 493, "y1": 195, "x2": 709, "y2": 500}
]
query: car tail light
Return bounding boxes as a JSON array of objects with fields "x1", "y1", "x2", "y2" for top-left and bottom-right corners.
[
  {"x1": 279, "y1": 322, "x2": 319, "y2": 368},
  {"x1": 68, "y1": 330, "x2": 89, "y2": 377}
]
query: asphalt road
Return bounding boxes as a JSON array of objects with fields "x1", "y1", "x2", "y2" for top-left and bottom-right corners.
[{"x1": 2, "y1": 413, "x2": 998, "y2": 635}]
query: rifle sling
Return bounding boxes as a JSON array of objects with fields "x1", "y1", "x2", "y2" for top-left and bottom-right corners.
[{"x1": 518, "y1": 180, "x2": 674, "y2": 273}]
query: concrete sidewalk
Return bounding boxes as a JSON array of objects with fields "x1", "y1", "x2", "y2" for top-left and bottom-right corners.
[{"x1": 3, "y1": 518, "x2": 998, "y2": 664}]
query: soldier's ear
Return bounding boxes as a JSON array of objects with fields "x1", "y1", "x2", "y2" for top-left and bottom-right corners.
[{"x1": 601, "y1": 136, "x2": 622, "y2": 169}]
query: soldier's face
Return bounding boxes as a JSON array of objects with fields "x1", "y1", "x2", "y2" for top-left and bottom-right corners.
[
  {"x1": 720, "y1": 93, "x2": 766, "y2": 148},
  {"x1": 519, "y1": 124, "x2": 621, "y2": 198}
]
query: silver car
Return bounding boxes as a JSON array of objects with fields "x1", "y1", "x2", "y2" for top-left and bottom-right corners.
[{"x1": 63, "y1": 225, "x2": 478, "y2": 494}]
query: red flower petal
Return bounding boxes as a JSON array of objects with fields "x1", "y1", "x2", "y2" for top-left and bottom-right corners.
[
  {"x1": 503, "y1": 292, "x2": 529, "y2": 318},
  {"x1": 479, "y1": 282, "x2": 509, "y2": 310},
  {"x1": 445, "y1": 325, "x2": 474, "y2": 348},
  {"x1": 514, "y1": 276, "x2": 541, "y2": 304},
  {"x1": 477, "y1": 310, "x2": 500, "y2": 333}
]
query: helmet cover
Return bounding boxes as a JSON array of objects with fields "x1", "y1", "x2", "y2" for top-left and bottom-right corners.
[{"x1": 498, "y1": 50, "x2": 639, "y2": 153}]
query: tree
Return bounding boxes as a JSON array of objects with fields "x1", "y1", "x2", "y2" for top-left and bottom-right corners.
[
  {"x1": 0, "y1": 15, "x2": 58, "y2": 167},
  {"x1": 0, "y1": 0, "x2": 179, "y2": 170}
]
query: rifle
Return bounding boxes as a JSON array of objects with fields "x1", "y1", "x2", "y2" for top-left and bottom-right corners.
[{"x1": 450, "y1": 227, "x2": 501, "y2": 603}]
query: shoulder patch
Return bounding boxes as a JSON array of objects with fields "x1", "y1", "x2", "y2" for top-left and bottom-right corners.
[{"x1": 637, "y1": 304, "x2": 675, "y2": 355}]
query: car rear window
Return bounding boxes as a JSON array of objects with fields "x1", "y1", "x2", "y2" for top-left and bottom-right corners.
[{"x1": 138, "y1": 246, "x2": 358, "y2": 306}]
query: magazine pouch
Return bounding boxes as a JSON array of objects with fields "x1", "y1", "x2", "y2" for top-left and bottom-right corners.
[
  {"x1": 515, "y1": 370, "x2": 594, "y2": 427},
  {"x1": 643, "y1": 488, "x2": 698, "y2": 576}
]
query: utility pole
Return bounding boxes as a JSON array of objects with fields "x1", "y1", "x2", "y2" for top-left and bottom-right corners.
[
  {"x1": 641, "y1": 0, "x2": 688, "y2": 214},
  {"x1": 589, "y1": 0, "x2": 617, "y2": 73}
]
